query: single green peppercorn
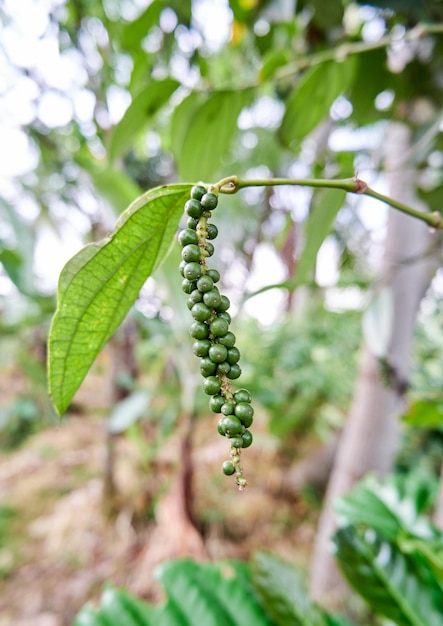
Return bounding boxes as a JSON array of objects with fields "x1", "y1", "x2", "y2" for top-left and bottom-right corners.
[
  {"x1": 218, "y1": 332, "x2": 236, "y2": 348},
  {"x1": 219, "y1": 415, "x2": 243, "y2": 436},
  {"x1": 210, "y1": 318, "x2": 229, "y2": 337},
  {"x1": 234, "y1": 388, "x2": 252, "y2": 404},
  {"x1": 192, "y1": 339, "x2": 211, "y2": 357},
  {"x1": 235, "y1": 402, "x2": 254, "y2": 425},
  {"x1": 182, "y1": 244, "x2": 201, "y2": 263},
  {"x1": 227, "y1": 364, "x2": 241, "y2": 379},
  {"x1": 201, "y1": 192, "x2": 218, "y2": 210},
  {"x1": 217, "y1": 311, "x2": 231, "y2": 324},
  {"x1": 178, "y1": 229, "x2": 198, "y2": 246},
  {"x1": 227, "y1": 347, "x2": 240, "y2": 364},
  {"x1": 217, "y1": 361, "x2": 231, "y2": 375},
  {"x1": 182, "y1": 279, "x2": 195, "y2": 294},
  {"x1": 196, "y1": 275, "x2": 214, "y2": 293},
  {"x1": 179, "y1": 260, "x2": 186, "y2": 276},
  {"x1": 203, "y1": 289, "x2": 222, "y2": 309},
  {"x1": 221, "y1": 401, "x2": 235, "y2": 415},
  {"x1": 188, "y1": 289, "x2": 203, "y2": 304},
  {"x1": 187, "y1": 217, "x2": 199, "y2": 229},
  {"x1": 241, "y1": 430, "x2": 253, "y2": 448},
  {"x1": 207, "y1": 268, "x2": 220, "y2": 283},
  {"x1": 210, "y1": 395, "x2": 225, "y2": 413},
  {"x1": 222, "y1": 460, "x2": 235, "y2": 476},
  {"x1": 203, "y1": 376, "x2": 221, "y2": 395},
  {"x1": 185, "y1": 198, "x2": 203, "y2": 218},
  {"x1": 208, "y1": 344, "x2": 228, "y2": 363},
  {"x1": 204, "y1": 242, "x2": 214, "y2": 257},
  {"x1": 200, "y1": 357, "x2": 217, "y2": 376},
  {"x1": 206, "y1": 223, "x2": 218, "y2": 240},
  {"x1": 218, "y1": 295, "x2": 230, "y2": 311},
  {"x1": 189, "y1": 321, "x2": 209, "y2": 339},
  {"x1": 191, "y1": 302, "x2": 212, "y2": 322},
  {"x1": 229, "y1": 436, "x2": 244, "y2": 448},
  {"x1": 190, "y1": 185, "x2": 206, "y2": 200},
  {"x1": 183, "y1": 262, "x2": 202, "y2": 281}
]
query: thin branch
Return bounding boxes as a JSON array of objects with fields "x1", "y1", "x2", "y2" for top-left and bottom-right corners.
[{"x1": 214, "y1": 175, "x2": 443, "y2": 230}]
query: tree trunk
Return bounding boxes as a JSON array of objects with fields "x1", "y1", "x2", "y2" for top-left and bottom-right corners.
[{"x1": 309, "y1": 122, "x2": 439, "y2": 605}]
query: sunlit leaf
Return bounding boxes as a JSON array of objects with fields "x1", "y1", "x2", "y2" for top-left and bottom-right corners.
[
  {"x1": 280, "y1": 58, "x2": 356, "y2": 151},
  {"x1": 172, "y1": 89, "x2": 254, "y2": 182},
  {"x1": 108, "y1": 78, "x2": 179, "y2": 162},
  {"x1": 403, "y1": 398, "x2": 443, "y2": 430},
  {"x1": 48, "y1": 184, "x2": 191, "y2": 416}
]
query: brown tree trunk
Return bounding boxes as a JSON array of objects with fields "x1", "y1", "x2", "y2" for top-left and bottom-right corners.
[{"x1": 309, "y1": 122, "x2": 439, "y2": 605}]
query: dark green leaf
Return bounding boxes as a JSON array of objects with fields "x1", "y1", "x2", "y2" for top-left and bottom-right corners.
[
  {"x1": 251, "y1": 552, "x2": 329, "y2": 626},
  {"x1": 157, "y1": 559, "x2": 274, "y2": 626},
  {"x1": 108, "y1": 78, "x2": 179, "y2": 162},
  {"x1": 280, "y1": 58, "x2": 356, "y2": 151},
  {"x1": 348, "y1": 49, "x2": 392, "y2": 125},
  {"x1": 334, "y1": 526, "x2": 443, "y2": 626},
  {"x1": 172, "y1": 89, "x2": 254, "y2": 182},
  {"x1": 48, "y1": 184, "x2": 191, "y2": 415}
]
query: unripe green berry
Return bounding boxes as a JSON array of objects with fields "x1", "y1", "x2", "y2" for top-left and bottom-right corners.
[
  {"x1": 182, "y1": 244, "x2": 201, "y2": 263},
  {"x1": 204, "y1": 242, "x2": 214, "y2": 257},
  {"x1": 206, "y1": 223, "x2": 218, "y2": 240},
  {"x1": 208, "y1": 344, "x2": 228, "y2": 363},
  {"x1": 196, "y1": 275, "x2": 214, "y2": 293},
  {"x1": 235, "y1": 402, "x2": 254, "y2": 427},
  {"x1": 185, "y1": 198, "x2": 203, "y2": 218},
  {"x1": 221, "y1": 401, "x2": 235, "y2": 416},
  {"x1": 241, "y1": 430, "x2": 253, "y2": 448},
  {"x1": 207, "y1": 269, "x2": 220, "y2": 283},
  {"x1": 187, "y1": 217, "x2": 199, "y2": 229},
  {"x1": 218, "y1": 331, "x2": 236, "y2": 348},
  {"x1": 182, "y1": 279, "x2": 195, "y2": 294},
  {"x1": 217, "y1": 361, "x2": 231, "y2": 375},
  {"x1": 192, "y1": 339, "x2": 211, "y2": 357},
  {"x1": 227, "y1": 347, "x2": 240, "y2": 364},
  {"x1": 203, "y1": 376, "x2": 221, "y2": 395},
  {"x1": 203, "y1": 289, "x2": 221, "y2": 309},
  {"x1": 188, "y1": 289, "x2": 203, "y2": 304},
  {"x1": 178, "y1": 229, "x2": 198, "y2": 246},
  {"x1": 189, "y1": 321, "x2": 209, "y2": 339},
  {"x1": 229, "y1": 436, "x2": 244, "y2": 448},
  {"x1": 218, "y1": 295, "x2": 230, "y2": 311},
  {"x1": 179, "y1": 260, "x2": 186, "y2": 276},
  {"x1": 222, "y1": 460, "x2": 235, "y2": 476},
  {"x1": 210, "y1": 395, "x2": 225, "y2": 413},
  {"x1": 201, "y1": 192, "x2": 218, "y2": 210},
  {"x1": 183, "y1": 262, "x2": 202, "y2": 281},
  {"x1": 217, "y1": 311, "x2": 231, "y2": 324},
  {"x1": 191, "y1": 185, "x2": 206, "y2": 200},
  {"x1": 210, "y1": 318, "x2": 229, "y2": 337},
  {"x1": 200, "y1": 357, "x2": 217, "y2": 376},
  {"x1": 191, "y1": 302, "x2": 212, "y2": 322},
  {"x1": 227, "y1": 364, "x2": 241, "y2": 379},
  {"x1": 219, "y1": 415, "x2": 243, "y2": 436},
  {"x1": 234, "y1": 388, "x2": 251, "y2": 404}
]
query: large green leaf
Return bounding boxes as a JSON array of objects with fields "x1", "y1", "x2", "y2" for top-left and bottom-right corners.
[
  {"x1": 48, "y1": 184, "x2": 191, "y2": 415},
  {"x1": 172, "y1": 89, "x2": 254, "y2": 182},
  {"x1": 334, "y1": 526, "x2": 443, "y2": 626},
  {"x1": 251, "y1": 552, "x2": 331, "y2": 626},
  {"x1": 72, "y1": 559, "x2": 278, "y2": 626},
  {"x1": 108, "y1": 78, "x2": 179, "y2": 162},
  {"x1": 280, "y1": 58, "x2": 356, "y2": 151}
]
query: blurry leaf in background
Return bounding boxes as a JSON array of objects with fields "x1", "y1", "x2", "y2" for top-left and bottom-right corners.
[
  {"x1": 108, "y1": 79, "x2": 180, "y2": 162},
  {"x1": 403, "y1": 398, "x2": 443, "y2": 430},
  {"x1": 48, "y1": 184, "x2": 191, "y2": 416},
  {"x1": 171, "y1": 89, "x2": 254, "y2": 182},
  {"x1": 108, "y1": 390, "x2": 150, "y2": 434}
]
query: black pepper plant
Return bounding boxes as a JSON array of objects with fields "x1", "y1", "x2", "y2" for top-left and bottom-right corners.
[{"x1": 47, "y1": 175, "x2": 443, "y2": 490}]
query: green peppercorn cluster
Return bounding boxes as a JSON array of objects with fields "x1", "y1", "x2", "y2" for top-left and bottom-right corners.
[{"x1": 178, "y1": 185, "x2": 254, "y2": 489}]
